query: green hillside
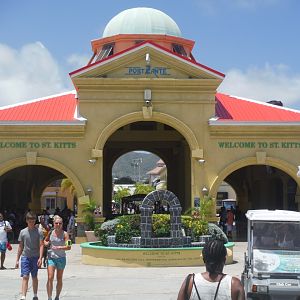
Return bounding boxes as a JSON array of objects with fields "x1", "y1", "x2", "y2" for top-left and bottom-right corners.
[{"x1": 112, "y1": 151, "x2": 160, "y2": 182}]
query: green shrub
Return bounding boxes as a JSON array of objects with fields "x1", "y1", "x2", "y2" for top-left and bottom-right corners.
[
  {"x1": 191, "y1": 220, "x2": 208, "y2": 237},
  {"x1": 181, "y1": 215, "x2": 208, "y2": 239},
  {"x1": 117, "y1": 214, "x2": 141, "y2": 233},
  {"x1": 95, "y1": 219, "x2": 120, "y2": 246},
  {"x1": 152, "y1": 214, "x2": 170, "y2": 237},
  {"x1": 115, "y1": 222, "x2": 140, "y2": 244},
  {"x1": 207, "y1": 223, "x2": 228, "y2": 243},
  {"x1": 100, "y1": 218, "x2": 120, "y2": 235}
]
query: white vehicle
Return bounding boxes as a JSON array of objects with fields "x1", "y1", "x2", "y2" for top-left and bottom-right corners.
[{"x1": 242, "y1": 209, "x2": 300, "y2": 300}]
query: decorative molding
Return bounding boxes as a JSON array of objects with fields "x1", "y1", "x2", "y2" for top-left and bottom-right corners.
[
  {"x1": 142, "y1": 106, "x2": 153, "y2": 119},
  {"x1": 91, "y1": 149, "x2": 103, "y2": 158},
  {"x1": 256, "y1": 152, "x2": 267, "y2": 164},
  {"x1": 192, "y1": 148, "x2": 203, "y2": 159},
  {"x1": 26, "y1": 152, "x2": 37, "y2": 165}
]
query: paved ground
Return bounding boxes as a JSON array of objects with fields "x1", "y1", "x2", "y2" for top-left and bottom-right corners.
[{"x1": 1, "y1": 242, "x2": 247, "y2": 300}]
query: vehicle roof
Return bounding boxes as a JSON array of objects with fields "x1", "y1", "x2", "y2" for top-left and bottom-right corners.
[
  {"x1": 246, "y1": 209, "x2": 300, "y2": 221},
  {"x1": 222, "y1": 199, "x2": 236, "y2": 202}
]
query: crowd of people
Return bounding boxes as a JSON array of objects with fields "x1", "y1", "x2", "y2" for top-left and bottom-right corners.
[
  {"x1": 218, "y1": 205, "x2": 245, "y2": 240},
  {"x1": 0, "y1": 205, "x2": 248, "y2": 300}
]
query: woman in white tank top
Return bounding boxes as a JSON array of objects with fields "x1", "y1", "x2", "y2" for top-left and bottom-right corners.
[{"x1": 177, "y1": 240, "x2": 245, "y2": 300}]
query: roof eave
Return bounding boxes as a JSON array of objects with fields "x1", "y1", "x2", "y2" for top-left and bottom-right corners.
[
  {"x1": 70, "y1": 41, "x2": 224, "y2": 79},
  {"x1": 209, "y1": 119, "x2": 300, "y2": 126}
]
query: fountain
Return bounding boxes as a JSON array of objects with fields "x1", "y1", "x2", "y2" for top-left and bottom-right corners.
[{"x1": 80, "y1": 190, "x2": 234, "y2": 267}]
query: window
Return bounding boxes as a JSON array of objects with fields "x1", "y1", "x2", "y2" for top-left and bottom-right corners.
[
  {"x1": 95, "y1": 43, "x2": 114, "y2": 62},
  {"x1": 172, "y1": 44, "x2": 187, "y2": 57},
  {"x1": 46, "y1": 197, "x2": 56, "y2": 210}
]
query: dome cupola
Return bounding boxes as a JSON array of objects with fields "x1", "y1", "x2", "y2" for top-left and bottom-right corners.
[{"x1": 102, "y1": 7, "x2": 182, "y2": 38}]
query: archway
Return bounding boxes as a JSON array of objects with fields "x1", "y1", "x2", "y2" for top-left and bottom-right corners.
[
  {"x1": 103, "y1": 121, "x2": 191, "y2": 216},
  {"x1": 0, "y1": 157, "x2": 84, "y2": 214},
  {"x1": 211, "y1": 158, "x2": 300, "y2": 213}
]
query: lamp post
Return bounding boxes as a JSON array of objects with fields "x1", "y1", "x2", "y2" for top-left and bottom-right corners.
[{"x1": 131, "y1": 158, "x2": 143, "y2": 182}]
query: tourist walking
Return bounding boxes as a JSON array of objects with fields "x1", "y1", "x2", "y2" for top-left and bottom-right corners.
[
  {"x1": 0, "y1": 212, "x2": 12, "y2": 269},
  {"x1": 44, "y1": 215, "x2": 71, "y2": 300},
  {"x1": 177, "y1": 239, "x2": 245, "y2": 300},
  {"x1": 37, "y1": 215, "x2": 51, "y2": 267},
  {"x1": 15, "y1": 211, "x2": 44, "y2": 300},
  {"x1": 67, "y1": 211, "x2": 75, "y2": 243},
  {"x1": 219, "y1": 206, "x2": 227, "y2": 234},
  {"x1": 226, "y1": 208, "x2": 235, "y2": 240}
]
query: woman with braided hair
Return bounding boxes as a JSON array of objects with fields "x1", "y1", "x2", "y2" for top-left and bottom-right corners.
[{"x1": 177, "y1": 239, "x2": 245, "y2": 300}]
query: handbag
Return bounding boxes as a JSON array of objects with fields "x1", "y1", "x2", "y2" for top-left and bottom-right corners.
[{"x1": 6, "y1": 241, "x2": 12, "y2": 251}]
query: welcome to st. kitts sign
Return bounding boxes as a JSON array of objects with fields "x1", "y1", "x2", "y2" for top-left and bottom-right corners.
[
  {"x1": 218, "y1": 141, "x2": 300, "y2": 149},
  {"x1": 0, "y1": 141, "x2": 76, "y2": 149}
]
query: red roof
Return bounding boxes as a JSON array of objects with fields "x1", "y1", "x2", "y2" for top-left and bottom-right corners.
[
  {"x1": 0, "y1": 92, "x2": 81, "y2": 122},
  {"x1": 215, "y1": 93, "x2": 300, "y2": 122},
  {"x1": 1, "y1": 91, "x2": 300, "y2": 124}
]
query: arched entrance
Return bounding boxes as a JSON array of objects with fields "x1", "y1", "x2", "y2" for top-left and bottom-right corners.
[
  {"x1": 211, "y1": 157, "x2": 300, "y2": 213},
  {"x1": 0, "y1": 158, "x2": 84, "y2": 213},
  {"x1": 102, "y1": 120, "x2": 191, "y2": 216},
  {"x1": 224, "y1": 165, "x2": 298, "y2": 211}
]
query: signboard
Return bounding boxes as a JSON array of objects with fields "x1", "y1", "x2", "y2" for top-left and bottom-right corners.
[
  {"x1": 218, "y1": 141, "x2": 300, "y2": 149},
  {"x1": 0, "y1": 141, "x2": 76, "y2": 149},
  {"x1": 125, "y1": 66, "x2": 170, "y2": 77}
]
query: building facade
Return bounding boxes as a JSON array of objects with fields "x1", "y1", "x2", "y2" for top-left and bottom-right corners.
[{"x1": 0, "y1": 8, "x2": 300, "y2": 233}]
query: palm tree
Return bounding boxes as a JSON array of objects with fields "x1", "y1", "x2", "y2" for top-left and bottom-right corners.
[{"x1": 61, "y1": 178, "x2": 76, "y2": 195}]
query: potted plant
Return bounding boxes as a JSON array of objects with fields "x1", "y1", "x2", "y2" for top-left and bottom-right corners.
[{"x1": 82, "y1": 200, "x2": 97, "y2": 242}]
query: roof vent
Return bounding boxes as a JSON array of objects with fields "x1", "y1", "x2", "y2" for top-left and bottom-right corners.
[{"x1": 267, "y1": 100, "x2": 283, "y2": 107}]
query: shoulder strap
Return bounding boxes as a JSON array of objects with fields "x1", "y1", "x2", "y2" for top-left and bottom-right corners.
[
  {"x1": 184, "y1": 273, "x2": 193, "y2": 300},
  {"x1": 214, "y1": 274, "x2": 225, "y2": 300},
  {"x1": 192, "y1": 274, "x2": 201, "y2": 300}
]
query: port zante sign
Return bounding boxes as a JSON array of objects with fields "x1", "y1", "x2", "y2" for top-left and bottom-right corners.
[{"x1": 218, "y1": 141, "x2": 300, "y2": 149}]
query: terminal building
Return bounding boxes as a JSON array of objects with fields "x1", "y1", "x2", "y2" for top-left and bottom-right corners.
[{"x1": 1, "y1": 7, "x2": 300, "y2": 228}]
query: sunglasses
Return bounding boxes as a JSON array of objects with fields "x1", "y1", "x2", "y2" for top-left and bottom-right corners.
[{"x1": 55, "y1": 222, "x2": 62, "y2": 225}]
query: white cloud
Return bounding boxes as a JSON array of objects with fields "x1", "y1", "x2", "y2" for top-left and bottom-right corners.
[
  {"x1": 0, "y1": 42, "x2": 70, "y2": 106},
  {"x1": 218, "y1": 63, "x2": 300, "y2": 109},
  {"x1": 67, "y1": 53, "x2": 90, "y2": 70}
]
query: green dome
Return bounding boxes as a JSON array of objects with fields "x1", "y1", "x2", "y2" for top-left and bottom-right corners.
[{"x1": 103, "y1": 7, "x2": 182, "y2": 38}]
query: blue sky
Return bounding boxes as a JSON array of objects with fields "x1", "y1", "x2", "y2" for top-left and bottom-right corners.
[{"x1": 1, "y1": 0, "x2": 300, "y2": 108}]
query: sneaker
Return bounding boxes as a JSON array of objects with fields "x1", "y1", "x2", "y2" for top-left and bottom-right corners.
[
  {"x1": 33, "y1": 297, "x2": 38, "y2": 300},
  {"x1": 54, "y1": 297, "x2": 59, "y2": 300}
]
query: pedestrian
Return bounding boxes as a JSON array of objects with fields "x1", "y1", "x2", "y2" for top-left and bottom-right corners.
[
  {"x1": 67, "y1": 211, "x2": 75, "y2": 243},
  {"x1": 15, "y1": 211, "x2": 44, "y2": 300},
  {"x1": 36, "y1": 215, "x2": 51, "y2": 267},
  {"x1": 0, "y1": 212, "x2": 12, "y2": 269},
  {"x1": 177, "y1": 239, "x2": 245, "y2": 300},
  {"x1": 44, "y1": 215, "x2": 71, "y2": 300},
  {"x1": 226, "y1": 208, "x2": 235, "y2": 240},
  {"x1": 219, "y1": 206, "x2": 227, "y2": 234}
]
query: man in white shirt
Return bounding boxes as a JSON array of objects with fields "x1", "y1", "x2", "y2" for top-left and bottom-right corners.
[{"x1": 0, "y1": 212, "x2": 12, "y2": 269}]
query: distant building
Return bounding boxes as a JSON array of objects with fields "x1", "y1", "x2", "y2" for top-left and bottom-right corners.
[{"x1": 147, "y1": 159, "x2": 167, "y2": 186}]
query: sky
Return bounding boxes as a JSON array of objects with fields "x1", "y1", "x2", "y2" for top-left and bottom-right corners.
[{"x1": 1, "y1": 0, "x2": 300, "y2": 109}]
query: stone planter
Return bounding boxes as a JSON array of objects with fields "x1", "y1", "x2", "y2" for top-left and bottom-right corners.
[{"x1": 85, "y1": 230, "x2": 98, "y2": 242}]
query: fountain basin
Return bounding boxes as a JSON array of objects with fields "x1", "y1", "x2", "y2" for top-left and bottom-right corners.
[{"x1": 80, "y1": 242, "x2": 234, "y2": 267}]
